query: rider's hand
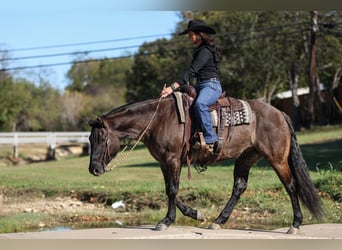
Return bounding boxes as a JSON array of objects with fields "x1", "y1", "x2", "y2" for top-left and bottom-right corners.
[
  {"x1": 161, "y1": 82, "x2": 180, "y2": 98},
  {"x1": 161, "y1": 86, "x2": 173, "y2": 98}
]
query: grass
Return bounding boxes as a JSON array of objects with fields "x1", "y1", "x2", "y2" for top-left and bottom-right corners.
[{"x1": 0, "y1": 125, "x2": 341, "y2": 233}]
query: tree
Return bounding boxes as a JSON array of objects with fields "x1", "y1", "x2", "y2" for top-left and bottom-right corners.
[
  {"x1": 125, "y1": 39, "x2": 188, "y2": 102},
  {"x1": 125, "y1": 11, "x2": 342, "y2": 129},
  {"x1": 316, "y1": 11, "x2": 342, "y2": 124},
  {"x1": 282, "y1": 11, "x2": 311, "y2": 130},
  {"x1": 0, "y1": 78, "x2": 35, "y2": 131},
  {"x1": 59, "y1": 91, "x2": 87, "y2": 131},
  {"x1": 66, "y1": 60, "x2": 101, "y2": 93},
  {"x1": 32, "y1": 82, "x2": 64, "y2": 131},
  {"x1": 66, "y1": 57, "x2": 133, "y2": 120}
]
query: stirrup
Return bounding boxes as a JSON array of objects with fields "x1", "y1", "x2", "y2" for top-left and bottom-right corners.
[
  {"x1": 192, "y1": 141, "x2": 202, "y2": 150},
  {"x1": 194, "y1": 164, "x2": 207, "y2": 174},
  {"x1": 206, "y1": 143, "x2": 215, "y2": 154}
]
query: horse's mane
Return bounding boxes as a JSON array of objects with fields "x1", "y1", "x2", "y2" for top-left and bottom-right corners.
[
  {"x1": 101, "y1": 85, "x2": 197, "y2": 120},
  {"x1": 101, "y1": 97, "x2": 165, "y2": 119}
]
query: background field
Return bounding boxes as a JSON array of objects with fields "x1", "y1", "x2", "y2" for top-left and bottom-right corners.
[{"x1": 0, "y1": 125, "x2": 341, "y2": 233}]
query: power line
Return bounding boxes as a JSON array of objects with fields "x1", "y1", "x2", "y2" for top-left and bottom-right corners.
[
  {"x1": 2, "y1": 22, "x2": 309, "y2": 63},
  {"x1": 0, "y1": 33, "x2": 173, "y2": 53},
  {"x1": 1, "y1": 44, "x2": 141, "y2": 62},
  {"x1": 2, "y1": 20, "x2": 341, "y2": 73},
  {"x1": 0, "y1": 51, "x2": 162, "y2": 72},
  {"x1": 0, "y1": 29, "x2": 307, "y2": 73},
  {"x1": 1, "y1": 22, "x2": 308, "y2": 54},
  {"x1": 0, "y1": 56, "x2": 132, "y2": 72}
]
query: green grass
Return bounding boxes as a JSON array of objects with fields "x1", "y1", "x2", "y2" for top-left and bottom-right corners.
[
  {"x1": 296, "y1": 125, "x2": 342, "y2": 145},
  {"x1": 0, "y1": 125, "x2": 341, "y2": 233},
  {"x1": 0, "y1": 213, "x2": 49, "y2": 233},
  {"x1": 297, "y1": 125, "x2": 342, "y2": 168}
]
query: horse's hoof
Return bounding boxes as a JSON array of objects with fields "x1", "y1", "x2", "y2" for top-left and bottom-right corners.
[
  {"x1": 287, "y1": 225, "x2": 300, "y2": 234},
  {"x1": 208, "y1": 223, "x2": 221, "y2": 230},
  {"x1": 155, "y1": 223, "x2": 169, "y2": 231},
  {"x1": 197, "y1": 211, "x2": 206, "y2": 222}
]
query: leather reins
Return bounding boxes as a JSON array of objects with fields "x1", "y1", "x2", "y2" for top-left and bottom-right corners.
[{"x1": 104, "y1": 96, "x2": 163, "y2": 172}]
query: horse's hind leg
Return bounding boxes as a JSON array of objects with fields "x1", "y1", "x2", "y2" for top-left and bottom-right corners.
[
  {"x1": 272, "y1": 161, "x2": 303, "y2": 234},
  {"x1": 209, "y1": 148, "x2": 260, "y2": 230}
]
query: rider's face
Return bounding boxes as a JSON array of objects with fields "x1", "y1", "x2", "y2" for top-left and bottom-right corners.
[{"x1": 188, "y1": 31, "x2": 201, "y2": 45}]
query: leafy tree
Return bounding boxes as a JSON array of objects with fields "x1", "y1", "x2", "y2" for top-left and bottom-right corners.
[
  {"x1": 66, "y1": 60, "x2": 100, "y2": 93},
  {"x1": 125, "y1": 11, "x2": 341, "y2": 129},
  {"x1": 0, "y1": 78, "x2": 36, "y2": 131},
  {"x1": 125, "y1": 39, "x2": 188, "y2": 102},
  {"x1": 316, "y1": 11, "x2": 342, "y2": 124},
  {"x1": 32, "y1": 83, "x2": 64, "y2": 131},
  {"x1": 67, "y1": 57, "x2": 132, "y2": 118},
  {"x1": 1, "y1": 11, "x2": 340, "y2": 132},
  {"x1": 126, "y1": 11, "x2": 305, "y2": 102}
]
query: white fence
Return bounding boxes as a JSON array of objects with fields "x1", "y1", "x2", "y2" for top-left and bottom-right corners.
[{"x1": 0, "y1": 132, "x2": 90, "y2": 158}]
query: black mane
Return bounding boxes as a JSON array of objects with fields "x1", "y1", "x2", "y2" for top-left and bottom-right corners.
[{"x1": 101, "y1": 97, "x2": 165, "y2": 119}]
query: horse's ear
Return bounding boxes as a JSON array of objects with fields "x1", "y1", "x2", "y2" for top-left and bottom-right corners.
[
  {"x1": 81, "y1": 116, "x2": 93, "y2": 127},
  {"x1": 88, "y1": 119, "x2": 97, "y2": 127},
  {"x1": 88, "y1": 117, "x2": 105, "y2": 128}
]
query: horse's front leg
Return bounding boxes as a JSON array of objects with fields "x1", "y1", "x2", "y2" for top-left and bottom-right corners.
[
  {"x1": 155, "y1": 158, "x2": 181, "y2": 231},
  {"x1": 176, "y1": 197, "x2": 206, "y2": 222}
]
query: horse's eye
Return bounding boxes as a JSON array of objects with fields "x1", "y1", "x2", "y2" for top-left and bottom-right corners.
[{"x1": 99, "y1": 136, "x2": 106, "y2": 144}]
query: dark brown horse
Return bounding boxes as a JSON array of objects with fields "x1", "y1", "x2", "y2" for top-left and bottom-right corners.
[{"x1": 88, "y1": 93, "x2": 323, "y2": 234}]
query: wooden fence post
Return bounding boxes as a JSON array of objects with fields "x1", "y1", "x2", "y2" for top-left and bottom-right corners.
[{"x1": 13, "y1": 133, "x2": 18, "y2": 159}]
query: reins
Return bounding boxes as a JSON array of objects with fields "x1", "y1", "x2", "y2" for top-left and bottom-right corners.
[{"x1": 104, "y1": 95, "x2": 163, "y2": 172}]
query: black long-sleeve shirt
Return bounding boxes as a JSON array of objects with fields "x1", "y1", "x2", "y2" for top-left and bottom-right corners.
[{"x1": 177, "y1": 43, "x2": 220, "y2": 85}]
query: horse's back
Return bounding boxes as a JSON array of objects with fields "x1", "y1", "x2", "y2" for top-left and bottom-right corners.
[
  {"x1": 247, "y1": 99, "x2": 289, "y2": 130},
  {"x1": 247, "y1": 99, "x2": 291, "y2": 160}
]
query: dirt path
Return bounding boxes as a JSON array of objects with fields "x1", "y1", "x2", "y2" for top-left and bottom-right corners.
[
  {"x1": 0, "y1": 223, "x2": 341, "y2": 239},
  {"x1": 1, "y1": 195, "x2": 341, "y2": 239}
]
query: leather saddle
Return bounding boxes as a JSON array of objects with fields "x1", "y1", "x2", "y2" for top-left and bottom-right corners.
[{"x1": 174, "y1": 85, "x2": 252, "y2": 155}]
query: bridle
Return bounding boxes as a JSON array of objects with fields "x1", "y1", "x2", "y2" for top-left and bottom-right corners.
[
  {"x1": 102, "y1": 96, "x2": 163, "y2": 172},
  {"x1": 103, "y1": 137, "x2": 112, "y2": 167}
]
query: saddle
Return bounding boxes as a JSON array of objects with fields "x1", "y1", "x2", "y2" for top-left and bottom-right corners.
[
  {"x1": 173, "y1": 88, "x2": 252, "y2": 168},
  {"x1": 208, "y1": 94, "x2": 252, "y2": 152}
]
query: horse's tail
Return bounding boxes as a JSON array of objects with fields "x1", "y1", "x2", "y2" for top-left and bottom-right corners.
[{"x1": 283, "y1": 113, "x2": 324, "y2": 218}]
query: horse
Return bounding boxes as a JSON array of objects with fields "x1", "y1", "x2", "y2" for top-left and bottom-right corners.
[{"x1": 87, "y1": 92, "x2": 323, "y2": 234}]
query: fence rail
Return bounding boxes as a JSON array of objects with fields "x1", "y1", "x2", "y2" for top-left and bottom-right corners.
[
  {"x1": 0, "y1": 132, "x2": 90, "y2": 158},
  {"x1": 0, "y1": 132, "x2": 90, "y2": 146}
]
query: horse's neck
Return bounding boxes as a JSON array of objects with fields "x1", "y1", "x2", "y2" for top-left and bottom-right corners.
[{"x1": 105, "y1": 99, "x2": 161, "y2": 139}]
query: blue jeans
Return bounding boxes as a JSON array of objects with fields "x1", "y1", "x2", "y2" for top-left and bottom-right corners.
[{"x1": 194, "y1": 80, "x2": 222, "y2": 144}]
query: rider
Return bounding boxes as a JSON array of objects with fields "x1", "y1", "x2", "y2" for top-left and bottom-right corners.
[{"x1": 161, "y1": 20, "x2": 222, "y2": 154}]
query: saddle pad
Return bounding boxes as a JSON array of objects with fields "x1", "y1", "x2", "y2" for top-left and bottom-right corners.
[{"x1": 211, "y1": 100, "x2": 252, "y2": 127}]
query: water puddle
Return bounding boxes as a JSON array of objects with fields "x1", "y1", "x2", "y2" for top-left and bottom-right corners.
[{"x1": 42, "y1": 226, "x2": 73, "y2": 232}]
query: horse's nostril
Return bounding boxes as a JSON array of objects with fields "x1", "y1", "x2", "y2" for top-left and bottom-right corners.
[
  {"x1": 93, "y1": 168, "x2": 100, "y2": 175},
  {"x1": 89, "y1": 162, "x2": 105, "y2": 176}
]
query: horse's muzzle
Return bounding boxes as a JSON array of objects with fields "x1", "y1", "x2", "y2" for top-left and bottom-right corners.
[{"x1": 89, "y1": 162, "x2": 106, "y2": 176}]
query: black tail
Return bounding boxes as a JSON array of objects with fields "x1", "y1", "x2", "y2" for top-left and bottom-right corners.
[{"x1": 284, "y1": 114, "x2": 324, "y2": 218}]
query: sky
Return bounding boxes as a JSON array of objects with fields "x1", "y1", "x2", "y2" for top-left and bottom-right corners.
[{"x1": 0, "y1": 1, "x2": 181, "y2": 90}]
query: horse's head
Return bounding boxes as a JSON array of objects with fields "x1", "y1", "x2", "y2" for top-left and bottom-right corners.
[{"x1": 88, "y1": 117, "x2": 121, "y2": 176}]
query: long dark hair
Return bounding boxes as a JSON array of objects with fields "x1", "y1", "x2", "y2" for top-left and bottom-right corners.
[{"x1": 198, "y1": 32, "x2": 222, "y2": 63}]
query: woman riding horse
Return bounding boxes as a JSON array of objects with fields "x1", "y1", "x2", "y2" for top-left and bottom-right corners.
[
  {"x1": 161, "y1": 20, "x2": 222, "y2": 155},
  {"x1": 88, "y1": 94, "x2": 323, "y2": 233}
]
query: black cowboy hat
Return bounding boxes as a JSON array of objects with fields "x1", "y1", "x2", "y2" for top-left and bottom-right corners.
[{"x1": 178, "y1": 20, "x2": 216, "y2": 36}]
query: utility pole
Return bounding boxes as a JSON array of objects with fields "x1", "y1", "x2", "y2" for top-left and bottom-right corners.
[{"x1": 307, "y1": 11, "x2": 318, "y2": 129}]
